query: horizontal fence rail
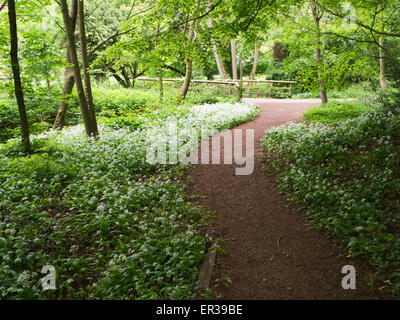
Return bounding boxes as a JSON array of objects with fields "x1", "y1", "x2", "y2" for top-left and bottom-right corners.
[{"x1": 136, "y1": 77, "x2": 297, "y2": 97}]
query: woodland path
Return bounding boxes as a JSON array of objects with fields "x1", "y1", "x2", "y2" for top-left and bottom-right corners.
[{"x1": 188, "y1": 98, "x2": 390, "y2": 299}]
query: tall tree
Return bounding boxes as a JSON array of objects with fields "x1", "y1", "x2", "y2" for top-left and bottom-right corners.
[
  {"x1": 53, "y1": 0, "x2": 78, "y2": 130},
  {"x1": 179, "y1": 0, "x2": 200, "y2": 102},
  {"x1": 207, "y1": 0, "x2": 226, "y2": 79},
  {"x1": 378, "y1": 6, "x2": 387, "y2": 90},
  {"x1": 247, "y1": 44, "x2": 259, "y2": 94},
  {"x1": 78, "y1": 0, "x2": 98, "y2": 136},
  {"x1": 311, "y1": 1, "x2": 328, "y2": 104},
  {"x1": 155, "y1": 23, "x2": 164, "y2": 102},
  {"x1": 7, "y1": 0, "x2": 31, "y2": 153},
  {"x1": 231, "y1": 39, "x2": 238, "y2": 80},
  {"x1": 379, "y1": 36, "x2": 387, "y2": 89},
  {"x1": 213, "y1": 44, "x2": 227, "y2": 79},
  {"x1": 59, "y1": 0, "x2": 95, "y2": 136}
]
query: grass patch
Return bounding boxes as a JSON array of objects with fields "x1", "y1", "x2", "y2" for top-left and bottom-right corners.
[
  {"x1": 303, "y1": 101, "x2": 373, "y2": 125},
  {"x1": 293, "y1": 82, "x2": 378, "y2": 100}
]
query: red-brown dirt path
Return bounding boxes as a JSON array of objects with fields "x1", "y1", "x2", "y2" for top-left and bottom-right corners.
[{"x1": 188, "y1": 99, "x2": 391, "y2": 300}]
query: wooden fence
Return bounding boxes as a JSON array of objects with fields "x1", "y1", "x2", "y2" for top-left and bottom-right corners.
[
  {"x1": 0, "y1": 76, "x2": 297, "y2": 98},
  {"x1": 136, "y1": 77, "x2": 297, "y2": 98}
]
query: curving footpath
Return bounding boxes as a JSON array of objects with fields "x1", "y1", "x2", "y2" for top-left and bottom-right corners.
[{"x1": 188, "y1": 99, "x2": 391, "y2": 300}]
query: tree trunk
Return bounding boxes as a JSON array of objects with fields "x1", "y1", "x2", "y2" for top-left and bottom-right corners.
[
  {"x1": 379, "y1": 36, "x2": 388, "y2": 89},
  {"x1": 78, "y1": 0, "x2": 98, "y2": 136},
  {"x1": 179, "y1": 0, "x2": 200, "y2": 102},
  {"x1": 8, "y1": 0, "x2": 31, "y2": 153},
  {"x1": 231, "y1": 39, "x2": 238, "y2": 80},
  {"x1": 247, "y1": 44, "x2": 259, "y2": 94},
  {"x1": 213, "y1": 45, "x2": 227, "y2": 79},
  {"x1": 110, "y1": 67, "x2": 130, "y2": 88},
  {"x1": 60, "y1": 0, "x2": 93, "y2": 136},
  {"x1": 121, "y1": 67, "x2": 131, "y2": 87},
  {"x1": 311, "y1": 3, "x2": 328, "y2": 104},
  {"x1": 158, "y1": 68, "x2": 163, "y2": 102},
  {"x1": 155, "y1": 24, "x2": 163, "y2": 102},
  {"x1": 207, "y1": 0, "x2": 226, "y2": 79},
  {"x1": 53, "y1": 0, "x2": 78, "y2": 130},
  {"x1": 179, "y1": 55, "x2": 193, "y2": 102},
  {"x1": 237, "y1": 61, "x2": 243, "y2": 102},
  {"x1": 53, "y1": 48, "x2": 75, "y2": 129}
]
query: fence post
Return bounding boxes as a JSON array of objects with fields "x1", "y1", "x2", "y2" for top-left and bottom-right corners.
[{"x1": 237, "y1": 61, "x2": 243, "y2": 102}]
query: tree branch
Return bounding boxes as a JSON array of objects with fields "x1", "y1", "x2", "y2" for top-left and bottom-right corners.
[
  {"x1": 88, "y1": 26, "x2": 137, "y2": 58},
  {"x1": 163, "y1": 65, "x2": 185, "y2": 76},
  {"x1": 0, "y1": 0, "x2": 7, "y2": 12},
  {"x1": 315, "y1": 1, "x2": 400, "y2": 38}
]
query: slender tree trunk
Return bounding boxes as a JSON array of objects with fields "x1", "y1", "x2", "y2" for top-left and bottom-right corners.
[
  {"x1": 213, "y1": 45, "x2": 227, "y2": 79},
  {"x1": 121, "y1": 68, "x2": 131, "y2": 87},
  {"x1": 60, "y1": 0, "x2": 93, "y2": 136},
  {"x1": 179, "y1": 0, "x2": 200, "y2": 102},
  {"x1": 379, "y1": 36, "x2": 388, "y2": 90},
  {"x1": 158, "y1": 68, "x2": 163, "y2": 102},
  {"x1": 53, "y1": 0, "x2": 78, "y2": 130},
  {"x1": 311, "y1": 3, "x2": 328, "y2": 104},
  {"x1": 247, "y1": 44, "x2": 259, "y2": 94},
  {"x1": 53, "y1": 49, "x2": 75, "y2": 129},
  {"x1": 231, "y1": 39, "x2": 238, "y2": 80},
  {"x1": 207, "y1": 0, "x2": 226, "y2": 79},
  {"x1": 179, "y1": 54, "x2": 194, "y2": 102},
  {"x1": 155, "y1": 23, "x2": 163, "y2": 102},
  {"x1": 8, "y1": 0, "x2": 31, "y2": 153},
  {"x1": 78, "y1": 0, "x2": 98, "y2": 136},
  {"x1": 110, "y1": 67, "x2": 130, "y2": 87},
  {"x1": 237, "y1": 60, "x2": 243, "y2": 102}
]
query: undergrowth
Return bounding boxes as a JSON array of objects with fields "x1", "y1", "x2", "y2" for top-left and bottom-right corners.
[
  {"x1": 262, "y1": 99, "x2": 400, "y2": 294},
  {"x1": 0, "y1": 102, "x2": 260, "y2": 299}
]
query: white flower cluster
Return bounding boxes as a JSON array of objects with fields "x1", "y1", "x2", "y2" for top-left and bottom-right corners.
[
  {"x1": 0, "y1": 101, "x2": 260, "y2": 300},
  {"x1": 262, "y1": 105, "x2": 400, "y2": 288}
]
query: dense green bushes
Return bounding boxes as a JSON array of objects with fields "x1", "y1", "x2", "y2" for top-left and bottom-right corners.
[
  {"x1": 262, "y1": 102, "x2": 400, "y2": 293},
  {"x1": 0, "y1": 86, "x2": 234, "y2": 144},
  {"x1": 0, "y1": 102, "x2": 19, "y2": 142}
]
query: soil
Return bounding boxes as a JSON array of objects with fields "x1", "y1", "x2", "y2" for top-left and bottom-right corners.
[{"x1": 187, "y1": 98, "x2": 392, "y2": 300}]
